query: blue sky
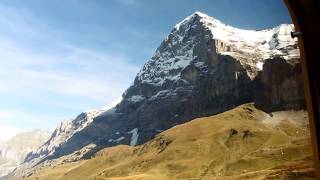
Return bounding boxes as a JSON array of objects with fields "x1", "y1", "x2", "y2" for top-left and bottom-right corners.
[{"x1": 0, "y1": 0, "x2": 292, "y2": 141}]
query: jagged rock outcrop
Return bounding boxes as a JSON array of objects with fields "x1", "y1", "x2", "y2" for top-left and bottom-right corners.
[
  {"x1": 20, "y1": 12, "x2": 305, "y2": 174},
  {"x1": 24, "y1": 110, "x2": 102, "y2": 163}
]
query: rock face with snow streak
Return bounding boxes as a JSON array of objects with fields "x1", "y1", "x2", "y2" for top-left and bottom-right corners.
[
  {"x1": 23, "y1": 12, "x2": 305, "y2": 167},
  {"x1": 0, "y1": 130, "x2": 50, "y2": 177}
]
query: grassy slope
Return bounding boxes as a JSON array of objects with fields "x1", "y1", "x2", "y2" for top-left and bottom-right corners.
[{"x1": 27, "y1": 104, "x2": 314, "y2": 180}]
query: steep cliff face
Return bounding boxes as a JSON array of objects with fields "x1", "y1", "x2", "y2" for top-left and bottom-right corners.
[
  {"x1": 254, "y1": 57, "x2": 305, "y2": 112},
  {"x1": 23, "y1": 12, "x2": 304, "y2": 168}
]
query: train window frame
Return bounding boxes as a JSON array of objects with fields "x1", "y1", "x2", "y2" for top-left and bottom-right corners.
[{"x1": 285, "y1": 0, "x2": 320, "y2": 179}]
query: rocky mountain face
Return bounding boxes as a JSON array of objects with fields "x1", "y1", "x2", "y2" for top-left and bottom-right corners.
[
  {"x1": 254, "y1": 57, "x2": 305, "y2": 112},
  {"x1": 0, "y1": 130, "x2": 50, "y2": 177},
  {"x1": 21, "y1": 12, "x2": 305, "y2": 172},
  {"x1": 24, "y1": 110, "x2": 102, "y2": 163}
]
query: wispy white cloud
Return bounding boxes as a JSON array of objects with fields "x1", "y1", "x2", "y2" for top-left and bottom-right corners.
[
  {"x1": 0, "y1": 109, "x2": 63, "y2": 129},
  {"x1": 0, "y1": 41, "x2": 139, "y2": 101},
  {"x1": 0, "y1": 2, "x2": 140, "y2": 136}
]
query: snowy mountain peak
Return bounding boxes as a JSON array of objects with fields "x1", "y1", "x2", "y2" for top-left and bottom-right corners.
[
  {"x1": 175, "y1": 11, "x2": 220, "y2": 31},
  {"x1": 192, "y1": 11, "x2": 208, "y2": 17},
  {"x1": 135, "y1": 12, "x2": 298, "y2": 86}
]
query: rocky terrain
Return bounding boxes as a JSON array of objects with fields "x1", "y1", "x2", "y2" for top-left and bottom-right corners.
[
  {"x1": 11, "y1": 12, "x2": 308, "y2": 179},
  {"x1": 0, "y1": 130, "x2": 50, "y2": 178},
  {"x1": 24, "y1": 104, "x2": 314, "y2": 179},
  {"x1": 24, "y1": 110, "x2": 102, "y2": 163}
]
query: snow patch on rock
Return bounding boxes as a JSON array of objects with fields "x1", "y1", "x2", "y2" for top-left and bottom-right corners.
[
  {"x1": 128, "y1": 128, "x2": 139, "y2": 146},
  {"x1": 127, "y1": 95, "x2": 145, "y2": 103},
  {"x1": 256, "y1": 62, "x2": 264, "y2": 70}
]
